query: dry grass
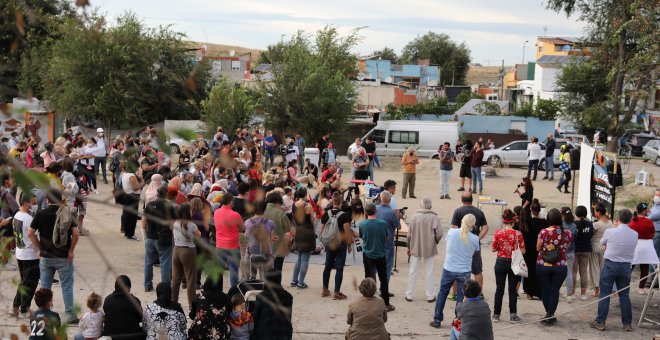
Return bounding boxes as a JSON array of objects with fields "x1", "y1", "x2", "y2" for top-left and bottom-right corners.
[{"x1": 185, "y1": 41, "x2": 262, "y2": 62}]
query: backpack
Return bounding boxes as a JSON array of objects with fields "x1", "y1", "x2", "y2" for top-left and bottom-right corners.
[
  {"x1": 52, "y1": 205, "x2": 73, "y2": 248},
  {"x1": 320, "y1": 210, "x2": 343, "y2": 249},
  {"x1": 113, "y1": 175, "x2": 126, "y2": 205}
]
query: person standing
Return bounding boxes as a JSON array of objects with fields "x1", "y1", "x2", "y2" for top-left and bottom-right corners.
[
  {"x1": 572, "y1": 206, "x2": 594, "y2": 301},
  {"x1": 439, "y1": 142, "x2": 455, "y2": 199},
  {"x1": 0, "y1": 173, "x2": 19, "y2": 271},
  {"x1": 375, "y1": 191, "x2": 400, "y2": 290},
  {"x1": 290, "y1": 188, "x2": 316, "y2": 289},
  {"x1": 214, "y1": 193, "x2": 244, "y2": 287},
  {"x1": 405, "y1": 198, "x2": 442, "y2": 302},
  {"x1": 171, "y1": 203, "x2": 201, "y2": 309},
  {"x1": 295, "y1": 133, "x2": 305, "y2": 172},
  {"x1": 650, "y1": 190, "x2": 660, "y2": 270},
  {"x1": 119, "y1": 161, "x2": 143, "y2": 240},
  {"x1": 470, "y1": 142, "x2": 484, "y2": 194},
  {"x1": 457, "y1": 139, "x2": 472, "y2": 192},
  {"x1": 11, "y1": 195, "x2": 39, "y2": 318},
  {"x1": 590, "y1": 204, "x2": 613, "y2": 297},
  {"x1": 589, "y1": 209, "x2": 637, "y2": 332},
  {"x1": 142, "y1": 186, "x2": 176, "y2": 292},
  {"x1": 322, "y1": 143, "x2": 337, "y2": 169},
  {"x1": 491, "y1": 209, "x2": 525, "y2": 322},
  {"x1": 263, "y1": 191, "x2": 291, "y2": 272},
  {"x1": 263, "y1": 130, "x2": 276, "y2": 170},
  {"x1": 521, "y1": 199, "x2": 546, "y2": 300},
  {"x1": 561, "y1": 207, "x2": 578, "y2": 303},
  {"x1": 320, "y1": 192, "x2": 352, "y2": 299},
  {"x1": 28, "y1": 188, "x2": 80, "y2": 324},
  {"x1": 316, "y1": 133, "x2": 330, "y2": 169},
  {"x1": 556, "y1": 145, "x2": 571, "y2": 193},
  {"x1": 543, "y1": 133, "x2": 556, "y2": 180},
  {"x1": 629, "y1": 203, "x2": 656, "y2": 295},
  {"x1": 110, "y1": 140, "x2": 125, "y2": 184},
  {"x1": 430, "y1": 214, "x2": 480, "y2": 329},
  {"x1": 536, "y1": 209, "x2": 573, "y2": 326},
  {"x1": 94, "y1": 128, "x2": 109, "y2": 185},
  {"x1": 401, "y1": 147, "x2": 419, "y2": 199},
  {"x1": 359, "y1": 203, "x2": 395, "y2": 312},
  {"x1": 526, "y1": 137, "x2": 541, "y2": 181},
  {"x1": 363, "y1": 136, "x2": 377, "y2": 181}
]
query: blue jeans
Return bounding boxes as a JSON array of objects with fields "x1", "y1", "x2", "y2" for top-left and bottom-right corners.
[
  {"x1": 263, "y1": 149, "x2": 275, "y2": 169},
  {"x1": 144, "y1": 238, "x2": 173, "y2": 289},
  {"x1": 433, "y1": 269, "x2": 471, "y2": 323},
  {"x1": 368, "y1": 160, "x2": 374, "y2": 181},
  {"x1": 527, "y1": 159, "x2": 539, "y2": 180},
  {"x1": 385, "y1": 242, "x2": 394, "y2": 283},
  {"x1": 374, "y1": 154, "x2": 381, "y2": 168},
  {"x1": 292, "y1": 251, "x2": 311, "y2": 285},
  {"x1": 323, "y1": 243, "x2": 347, "y2": 292},
  {"x1": 471, "y1": 167, "x2": 482, "y2": 193},
  {"x1": 440, "y1": 170, "x2": 451, "y2": 196},
  {"x1": 537, "y1": 264, "x2": 567, "y2": 316},
  {"x1": 218, "y1": 248, "x2": 241, "y2": 287},
  {"x1": 40, "y1": 257, "x2": 75, "y2": 321},
  {"x1": 544, "y1": 156, "x2": 554, "y2": 178},
  {"x1": 596, "y1": 260, "x2": 632, "y2": 325},
  {"x1": 450, "y1": 327, "x2": 460, "y2": 340}
]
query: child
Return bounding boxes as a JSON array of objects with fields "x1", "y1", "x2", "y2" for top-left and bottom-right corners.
[
  {"x1": 73, "y1": 169, "x2": 90, "y2": 236},
  {"x1": 228, "y1": 293, "x2": 254, "y2": 340},
  {"x1": 76, "y1": 292, "x2": 104, "y2": 340},
  {"x1": 29, "y1": 288, "x2": 62, "y2": 340},
  {"x1": 450, "y1": 279, "x2": 494, "y2": 340}
]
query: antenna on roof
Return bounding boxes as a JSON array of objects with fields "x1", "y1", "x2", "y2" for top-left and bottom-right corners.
[{"x1": 543, "y1": 26, "x2": 548, "y2": 37}]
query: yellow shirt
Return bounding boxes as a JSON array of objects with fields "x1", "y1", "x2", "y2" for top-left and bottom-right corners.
[{"x1": 402, "y1": 152, "x2": 418, "y2": 173}]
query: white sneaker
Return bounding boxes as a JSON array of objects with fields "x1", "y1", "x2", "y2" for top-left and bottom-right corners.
[
  {"x1": 566, "y1": 295, "x2": 573, "y2": 303},
  {"x1": 94, "y1": 189, "x2": 100, "y2": 195},
  {"x1": 18, "y1": 311, "x2": 30, "y2": 319},
  {"x1": 580, "y1": 295, "x2": 588, "y2": 301},
  {"x1": 638, "y1": 289, "x2": 646, "y2": 295},
  {"x1": 0, "y1": 263, "x2": 17, "y2": 271}
]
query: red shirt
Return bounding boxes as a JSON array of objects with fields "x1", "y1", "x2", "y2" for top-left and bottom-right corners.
[
  {"x1": 536, "y1": 227, "x2": 573, "y2": 266},
  {"x1": 321, "y1": 169, "x2": 335, "y2": 183},
  {"x1": 214, "y1": 205, "x2": 243, "y2": 249},
  {"x1": 492, "y1": 228, "x2": 525, "y2": 259},
  {"x1": 629, "y1": 216, "x2": 655, "y2": 240}
]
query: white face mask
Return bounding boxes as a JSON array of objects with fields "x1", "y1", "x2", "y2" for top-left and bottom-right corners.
[
  {"x1": 654, "y1": 196, "x2": 660, "y2": 204},
  {"x1": 29, "y1": 204, "x2": 38, "y2": 214}
]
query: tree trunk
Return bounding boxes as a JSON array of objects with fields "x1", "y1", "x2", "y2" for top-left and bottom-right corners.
[{"x1": 608, "y1": 2, "x2": 629, "y2": 141}]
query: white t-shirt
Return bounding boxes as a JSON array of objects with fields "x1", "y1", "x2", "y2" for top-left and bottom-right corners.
[
  {"x1": 14, "y1": 211, "x2": 37, "y2": 260},
  {"x1": 121, "y1": 173, "x2": 138, "y2": 194},
  {"x1": 527, "y1": 143, "x2": 542, "y2": 161},
  {"x1": 285, "y1": 145, "x2": 299, "y2": 163},
  {"x1": 79, "y1": 311, "x2": 104, "y2": 338},
  {"x1": 349, "y1": 144, "x2": 360, "y2": 157},
  {"x1": 173, "y1": 221, "x2": 198, "y2": 248}
]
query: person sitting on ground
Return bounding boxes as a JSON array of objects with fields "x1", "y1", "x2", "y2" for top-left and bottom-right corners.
[
  {"x1": 143, "y1": 283, "x2": 186, "y2": 340},
  {"x1": 228, "y1": 293, "x2": 254, "y2": 340},
  {"x1": 102, "y1": 275, "x2": 145, "y2": 340},
  {"x1": 346, "y1": 277, "x2": 390, "y2": 340},
  {"x1": 29, "y1": 288, "x2": 62, "y2": 340},
  {"x1": 188, "y1": 277, "x2": 231, "y2": 339},
  {"x1": 449, "y1": 279, "x2": 494, "y2": 340},
  {"x1": 76, "y1": 293, "x2": 104, "y2": 340},
  {"x1": 251, "y1": 268, "x2": 293, "y2": 340}
]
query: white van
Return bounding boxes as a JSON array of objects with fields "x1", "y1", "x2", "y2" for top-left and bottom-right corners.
[{"x1": 349, "y1": 120, "x2": 460, "y2": 158}]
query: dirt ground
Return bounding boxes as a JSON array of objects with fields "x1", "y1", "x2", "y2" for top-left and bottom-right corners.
[{"x1": 1, "y1": 156, "x2": 659, "y2": 339}]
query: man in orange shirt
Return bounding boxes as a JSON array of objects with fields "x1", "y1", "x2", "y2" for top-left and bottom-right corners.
[{"x1": 401, "y1": 147, "x2": 419, "y2": 199}]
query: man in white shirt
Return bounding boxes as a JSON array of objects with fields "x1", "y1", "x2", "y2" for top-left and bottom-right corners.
[
  {"x1": 526, "y1": 137, "x2": 542, "y2": 181},
  {"x1": 284, "y1": 140, "x2": 298, "y2": 164},
  {"x1": 349, "y1": 138, "x2": 361, "y2": 178},
  {"x1": 93, "y1": 128, "x2": 109, "y2": 184},
  {"x1": 10, "y1": 195, "x2": 39, "y2": 318}
]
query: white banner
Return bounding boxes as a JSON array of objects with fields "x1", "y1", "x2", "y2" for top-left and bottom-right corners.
[{"x1": 577, "y1": 143, "x2": 595, "y2": 216}]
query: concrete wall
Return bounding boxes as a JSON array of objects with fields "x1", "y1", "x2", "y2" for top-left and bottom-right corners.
[
  {"x1": 357, "y1": 86, "x2": 396, "y2": 109},
  {"x1": 458, "y1": 115, "x2": 555, "y2": 140}
]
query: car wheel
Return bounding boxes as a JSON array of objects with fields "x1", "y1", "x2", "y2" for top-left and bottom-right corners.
[
  {"x1": 488, "y1": 156, "x2": 501, "y2": 167},
  {"x1": 170, "y1": 143, "x2": 180, "y2": 154},
  {"x1": 538, "y1": 159, "x2": 546, "y2": 171},
  {"x1": 656, "y1": 157, "x2": 660, "y2": 167}
]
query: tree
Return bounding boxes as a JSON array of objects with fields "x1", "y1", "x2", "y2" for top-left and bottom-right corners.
[
  {"x1": 453, "y1": 90, "x2": 484, "y2": 109},
  {"x1": 371, "y1": 47, "x2": 398, "y2": 63},
  {"x1": 43, "y1": 13, "x2": 210, "y2": 130},
  {"x1": 534, "y1": 99, "x2": 561, "y2": 120},
  {"x1": 401, "y1": 32, "x2": 471, "y2": 86},
  {"x1": 202, "y1": 77, "x2": 257, "y2": 135},
  {"x1": 384, "y1": 96, "x2": 454, "y2": 120},
  {"x1": 475, "y1": 101, "x2": 501, "y2": 116},
  {"x1": 547, "y1": 0, "x2": 659, "y2": 149},
  {"x1": 257, "y1": 26, "x2": 360, "y2": 141},
  {"x1": 512, "y1": 101, "x2": 534, "y2": 117}
]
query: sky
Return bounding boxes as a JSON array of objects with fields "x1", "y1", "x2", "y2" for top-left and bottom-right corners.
[{"x1": 92, "y1": 0, "x2": 586, "y2": 66}]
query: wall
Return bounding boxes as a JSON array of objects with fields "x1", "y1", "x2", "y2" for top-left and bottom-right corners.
[
  {"x1": 393, "y1": 88, "x2": 417, "y2": 106},
  {"x1": 458, "y1": 115, "x2": 555, "y2": 140},
  {"x1": 365, "y1": 60, "x2": 440, "y2": 86},
  {"x1": 357, "y1": 86, "x2": 396, "y2": 109},
  {"x1": 533, "y1": 63, "x2": 561, "y2": 104}
]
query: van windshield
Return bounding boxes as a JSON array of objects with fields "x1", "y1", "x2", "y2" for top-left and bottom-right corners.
[{"x1": 368, "y1": 129, "x2": 386, "y2": 143}]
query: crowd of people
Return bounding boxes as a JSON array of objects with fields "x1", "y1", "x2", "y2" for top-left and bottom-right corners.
[{"x1": 2, "y1": 122, "x2": 660, "y2": 339}]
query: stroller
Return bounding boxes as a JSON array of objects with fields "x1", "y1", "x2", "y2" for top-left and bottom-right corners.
[{"x1": 227, "y1": 279, "x2": 265, "y2": 312}]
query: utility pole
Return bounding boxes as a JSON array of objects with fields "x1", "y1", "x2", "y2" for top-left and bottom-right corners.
[
  {"x1": 522, "y1": 40, "x2": 529, "y2": 64},
  {"x1": 452, "y1": 64, "x2": 455, "y2": 86},
  {"x1": 499, "y1": 59, "x2": 505, "y2": 100}
]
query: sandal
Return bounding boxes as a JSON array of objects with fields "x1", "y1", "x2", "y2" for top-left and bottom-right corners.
[
  {"x1": 321, "y1": 289, "x2": 331, "y2": 297},
  {"x1": 333, "y1": 292, "x2": 347, "y2": 300}
]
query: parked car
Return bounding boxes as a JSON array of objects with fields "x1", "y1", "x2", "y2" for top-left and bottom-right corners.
[
  {"x1": 642, "y1": 139, "x2": 660, "y2": 167},
  {"x1": 627, "y1": 133, "x2": 660, "y2": 157},
  {"x1": 482, "y1": 140, "x2": 564, "y2": 170},
  {"x1": 559, "y1": 133, "x2": 590, "y2": 145}
]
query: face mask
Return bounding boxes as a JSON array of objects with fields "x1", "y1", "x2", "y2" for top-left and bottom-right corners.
[
  {"x1": 29, "y1": 204, "x2": 38, "y2": 214},
  {"x1": 654, "y1": 196, "x2": 660, "y2": 204}
]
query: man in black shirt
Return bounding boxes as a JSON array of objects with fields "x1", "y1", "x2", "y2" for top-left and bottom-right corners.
[
  {"x1": 28, "y1": 188, "x2": 79, "y2": 324},
  {"x1": 362, "y1": 136, "x2": 376, "y2": 181},
  {"x1": 320, "y1": 192, "x2": 352, "y2": 299},
  {"x1": 316, "y1": 134, "x2": 329, "y2": 169},
  {"x1": 142, "y1": 186, "x2": 176, "y2": 292},
  {"x1": 233, "y1": 182, "x2": 252, "y2": 220},
  {"x1": 29, "y1": 288, "x2": 62, "y2": 340},
  {"x1": 458, "y1": 140, "x2": 473, "y2": 192}
]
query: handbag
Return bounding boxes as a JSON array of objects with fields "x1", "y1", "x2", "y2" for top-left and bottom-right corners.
[
  {"x1": 511, "y1": 231, "x2": 528, "y2": 277},
  {"x1": 559, "y1": 161, "x2": 569, "y2": 172}
]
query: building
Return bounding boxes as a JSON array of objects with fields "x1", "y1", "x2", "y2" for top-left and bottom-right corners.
[
  {"x1": 205, "y1": 55, "x2": 252, "y2": 82},
  {"x1": 357, "y1": 59, "x2": 440, "y2": 88},
  {"x1": 533, "y1": 55, "x2": 587, "y2": 103},
  {"x1": 535, "y1": 37, "x2": 591, "y2": 61}
]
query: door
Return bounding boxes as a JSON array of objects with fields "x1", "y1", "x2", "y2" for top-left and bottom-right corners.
[
  {"x1": 387, "y1": 130, "x2": 419, "y2": 156},
  {"x1": 503, "y1": 141, "x2": 528, "y2": 166}
]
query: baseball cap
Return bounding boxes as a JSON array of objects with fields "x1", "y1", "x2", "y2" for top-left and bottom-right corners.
[{"x1": 97, "y1": 128, "x2": 104, "y2": 133}]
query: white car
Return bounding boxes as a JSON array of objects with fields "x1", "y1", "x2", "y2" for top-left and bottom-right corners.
[
  {"x1": 482, "y1": 140, "x2": 564, "y2": 169},
  {"x1": 642, "y1": 139, "x2": 660, "y2": 167}
]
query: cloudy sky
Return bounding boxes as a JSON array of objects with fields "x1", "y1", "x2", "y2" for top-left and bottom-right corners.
[{"x1": 92, "y1": 0, "x2": 585, "y2": 65}]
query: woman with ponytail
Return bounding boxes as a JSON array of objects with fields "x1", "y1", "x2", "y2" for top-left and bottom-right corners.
[
  {"x1": 430, "y1": 214, "x2": 480, "y2": 329},
  {"x1": 629, "y1": 202, "x2": 656, "y2": 294},
  {"x1": 522, "y1": 199, "x2": 546, "y2": 300},
  {"x1": 491, "y1": 209, "x2": 525, "y2": 322}
]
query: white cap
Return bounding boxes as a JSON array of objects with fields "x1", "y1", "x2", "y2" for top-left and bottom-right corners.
[{"x1": 97, "y1": 127, "x2": 104, "y2": 133}]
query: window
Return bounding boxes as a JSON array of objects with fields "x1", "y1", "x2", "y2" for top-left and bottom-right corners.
[
  {"x1": 388, "y1": 130, "x2": 419, "y2": 144},
  {"x1": 370, "y1": 129, "x2": 386, "y2": 143},
  {"x1": 506, "y1": 142, "x2": 527, "y2": 151},
  {"x1": 231, "y1": 60, "x2": 241, "y2": 71}
]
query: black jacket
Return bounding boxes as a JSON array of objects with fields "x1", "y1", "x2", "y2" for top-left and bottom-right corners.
[
  {"x1": 251, "y1": 287, "x2": 293, "y2": 340},
  {"x1": 102, "y1": 290, "x2": 146, "y2": 340}
]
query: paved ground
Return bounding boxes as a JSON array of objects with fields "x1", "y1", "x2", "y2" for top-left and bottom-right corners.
[{"x1": 1, "y1": 157, "x2": 659, "y2": 339}]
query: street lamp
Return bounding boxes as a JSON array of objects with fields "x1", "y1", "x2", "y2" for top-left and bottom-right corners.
[{"x1": 522, "y1": 40, "x2": 529, "y2": 64}]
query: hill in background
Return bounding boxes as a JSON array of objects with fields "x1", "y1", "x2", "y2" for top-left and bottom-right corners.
[{"x1": 185, "y1": 41, "x2": 262, "y2": 62}]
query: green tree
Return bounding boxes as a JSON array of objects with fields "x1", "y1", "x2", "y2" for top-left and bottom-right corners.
[
  {"x1": 43, "y1": 13, "x2": 210, "y2": 131},
  {"x1": 384, "y1": 96, "x2": 454, "y2": 120},
  {"x1": 202, "y1": 77, "x2": 257, "y2": 135},
  {"x1": 371, "y1": 47, "x2": 399, "y2": 63},
  {"x1": 512, "y1": 101, "x2": 534, "y2": 117},
  {"x1": 534, "y1": 99, "x2": 561, "y2": 120},
  {"x1": 548, "y1": 0, "x2": 659, "y2": 149},
  {"x1": 401, "y1": 32, "x2": 471, "y2": 86},
  {"x1": 257, "y1": 26, "x2": 360, "y2": 140},
  {"x1": 475, "y1": 101, "x2": 501, "y2": 116},
  {"x1": 453, "y1": 90, "x2": 484, "y2": 109}
]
